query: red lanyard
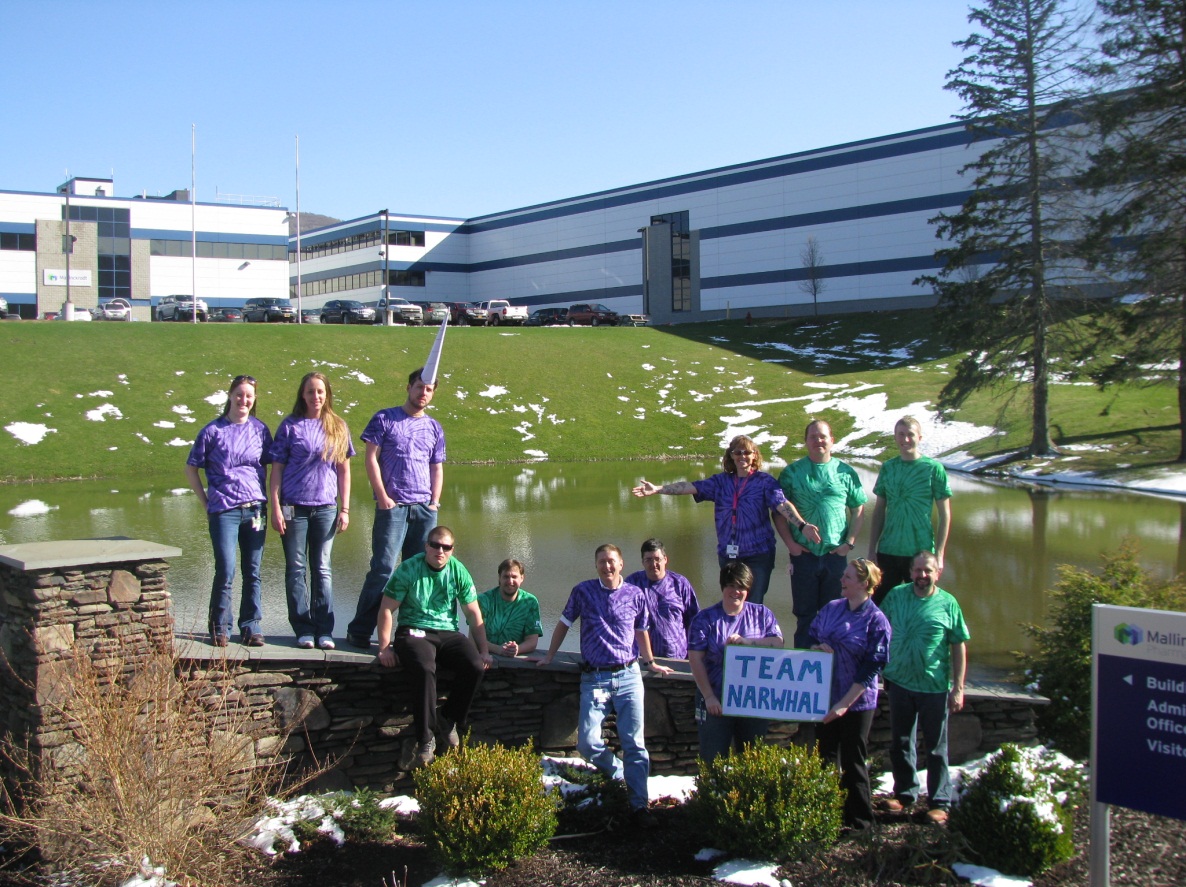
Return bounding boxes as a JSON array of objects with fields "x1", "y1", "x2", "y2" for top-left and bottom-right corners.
[{"x1": 731, "y1": 473, "x2": 752, "y2": 530}]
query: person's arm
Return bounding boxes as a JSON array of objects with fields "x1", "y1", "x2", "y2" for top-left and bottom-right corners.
[
  {"x1": 866, "y1": 495, "x2": 887, "y2": 559},
  {"x1": 508, "y1": 633, "x2": 540, "y2": 656},
  {"x1": 773, "y1": 511, "x2": 806, "y2": 557},
  {"x1": 636, "y1": 630, "x2": 673, "y2": 675},
  {"x1": 831, "y1": 504, "x2": 865, "y2": 557},
  {"x1": 935, "y1": 498, "x2": 952, "y2": 570},
  {"x1": 377, "y1": 597, "x2": 401, "y2": 667},
  {"x1": 365, "y1": 442, "x2": 394, "y2": 509},
  {"x1": 184, "y1": 464, "x2": 208, "y2": 510},
  {"x1": 773, "y1": 500, "x2": 822, "y2": 545},
  {"x1": 461, "y1": 600, "x2": 494, "y2": 667},
  {"x1": 726, "y1": 632, "x2": 783, "y2": 649},
  {"x1": 428, "y1": 461, "x2": 444, "y2": 510},
  {"x1": 536, "y1": 621, "x2": 569, "y2": 666},
  {"x1": 824, "y1": 682, "x2": 868, "y2": 723},
  {"x1": 632, "y1": 479, "x2": 697, "y2": 497},
  {"x1": 949, "y1": 641, "x2": 967, "y2": 712},
  {"x1": 335, "y1": 459, "x2": 351, "y2": 533},
  {"x1": 268, "y1": 462, "x2": 287, "y2": 535},
  {"x1": 688, "y1": 649, "x2": 722, "y2": 716}
]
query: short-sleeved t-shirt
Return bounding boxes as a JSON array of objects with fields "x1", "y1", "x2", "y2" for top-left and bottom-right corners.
[
  {"x1": 778, "y1": 457, "x2": 868, "y2": 555},
  {"x1": 271, "y1": 416, "x2": 356, "y2": 507},
  {"x1": 187, "y1": 416, "x2": 273, "y2": 514},
  {"x1": 688, "y1": 601, "x2": 782, "y2": 698},
  {"x1": 560, "y1": 579, "x2": 650, "y2": 668},
  {"x1": 360, "y1": 406, "x2": 445, "y2": 503},
  {"x1": 691, "y1": 471, "x2": 789, "y2": 558},
  {"x1": 478, "y1": 587, "x2": 543, "y2": 646},
  {"x1": 383, "y1": 553, "x2": 477, "y2": 632},
  {"x1": 881, "y1": 584, "x2": 970, "y2": 695},
  {"x1": 872, "y1": 456, "x2": 952, "y2": 557},
  {"x1": 625, "y1": 569, "x2": 700, "y2": 659}
]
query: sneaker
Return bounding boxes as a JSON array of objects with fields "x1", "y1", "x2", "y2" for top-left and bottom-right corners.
[
  {"x1": 318, "y1": 636, "x2": 336, "y2": 650},
  {"x1": 630, "y1": 807, "x2": 658, "y2": 831},
  {"x1": 242, "y1": 631, "x2": 266, "y2": 648},
  {"x1": 346, "y1": 633, "x2": 372, "y2": 649},
  {"x1": 211, "y1": 633, "x2": 229, "y2": 648},
  {"x1": 436, "y1": 713, "x2": 460, "y2": 749},
  {"x1": 413, "y1": 738, "x2": 437, "y2": 769},
  {"x1": 296, "y1": 636, "x2": 315, "y2": 649},
  {"x1": 926, "y1": 807, "x2": 949, "y2": 824}
]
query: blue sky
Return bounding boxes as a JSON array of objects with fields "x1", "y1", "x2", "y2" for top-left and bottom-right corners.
[{"x1": 5, "y1": 1, "x2": 979, "y2": 223}]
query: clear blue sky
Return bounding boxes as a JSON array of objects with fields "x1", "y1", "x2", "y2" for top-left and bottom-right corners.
[{"x1": 5, "y1": 1, "x2": 980, "y2": 223}]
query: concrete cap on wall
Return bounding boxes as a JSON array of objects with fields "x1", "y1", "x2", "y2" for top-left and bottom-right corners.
[{"x1": 0, "y1": 537, "x2": 181, "y2": 571}]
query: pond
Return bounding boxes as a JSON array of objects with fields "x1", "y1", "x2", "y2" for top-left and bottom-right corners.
[{"x1": 3, "y1": 460, "x2": 1184, "y2": 672}]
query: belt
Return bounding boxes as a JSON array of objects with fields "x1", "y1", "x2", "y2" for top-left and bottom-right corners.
[{"x1": 581, "y1": 659, "x2": 636, "y2": 673}]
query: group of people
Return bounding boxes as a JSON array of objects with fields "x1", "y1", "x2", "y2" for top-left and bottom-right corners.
[{"x1": 185, "y1": 367, "x2": 968, "y2": 829}]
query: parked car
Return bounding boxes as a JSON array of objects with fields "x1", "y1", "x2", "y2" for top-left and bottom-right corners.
[
  {"x1": 320, "y1": 299, "x2": 375, "y2": 325},
  {"x1": 96, "y1": 298, "x2": 132, "y2": 321},
  {"x1": 527, "y1": 308, "x2": 568, "y2": 326},
  {"x1": 56, "y1": 306, "x2": 92, "y2": 321},
  {"x1": 156, "y1": 295, "x2": 209, "y2": 322},
  {"x1": 567, "y1": 303, "x2": 619, "y2": 326},
  {"x1": 243, "y1": 297, "x2": 296, "y2": 323},
  {"x1": 446, "y1": 301, "x2": 487, "y2": 326},
  {"x1": 481, "y1": 299, "x2": 529, "y2": 326},
  {"x1": 618, "y1": 312, "x2": 650, "y2": 327},
  {"x1": 375, "y1": 297, "x2": 424, "y2": 325},
  {"x1": 300, "y1": 308, "x2": 320, "y2": 324},
  {"x1": 0, "y1": 296, "x2": 8, "y2": 317},
  {"x1": 42, "y1": 311, "x2": 59, "y2": 321},
  {"x1": 210, "y1": 308, "x2": 243, "y2": 322},
  {"x1": 415, "y1": 301, "x2": 451, "y2": 325}
]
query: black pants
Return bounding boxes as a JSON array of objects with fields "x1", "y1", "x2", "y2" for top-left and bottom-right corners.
[
  {"x1": 872, "y1": 552, "x2": 914, "y2": 607},
  {"x1": 816, "y1": 707, "x2": 876, "y2": 830},
  {"x1": 393, "y1": 626, "x2": 485, "y2": 745}
]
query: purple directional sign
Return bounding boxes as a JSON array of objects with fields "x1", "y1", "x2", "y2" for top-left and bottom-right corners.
[{"x1": 1093, "y1": 604, "x2": 1186, "y2": 821}]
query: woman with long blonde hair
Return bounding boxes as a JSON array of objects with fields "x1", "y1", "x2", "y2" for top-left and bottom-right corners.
[{"x1": 269, "y1": 372, "x2": 355, "y2": 649}]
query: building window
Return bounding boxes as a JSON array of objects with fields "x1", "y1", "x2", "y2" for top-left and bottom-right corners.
[
  {"x1": 294, "y1": 228, "x2": 426, "y2": 260},
  {"x1": 65, "y1": 206, "x2": 131, "y2": 301},
  {"x1": 150, "y1": 240, "x2": 287, "y2": 260},
  {"x1": 652, "y1": 211, "x2": 691, "y2": 313},
  {"x1": 0, "y1": 232, "x2": 35, "y2": 251},
  {"x1": 388, "y1": 269, "x2": 426, "y2": 287}
]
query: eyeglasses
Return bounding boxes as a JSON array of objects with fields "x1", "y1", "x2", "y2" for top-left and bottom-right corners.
[
  {"x1": 427, "y1": 540, "x2": 454, "y2": 552},
  {"x1": 731, "y1": 450, "x2": 756, "y2": 457}
]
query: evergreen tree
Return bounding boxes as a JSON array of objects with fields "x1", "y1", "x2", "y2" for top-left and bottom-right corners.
[
  {"x1": 1081, "y1": 0, "x2": 1186, "y2": 460},
  {"x1": 917, "y1": 0, "x2": 1088, "y2": 457}
]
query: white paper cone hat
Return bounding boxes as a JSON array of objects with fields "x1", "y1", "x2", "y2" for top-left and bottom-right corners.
[{"x1": 422, "y1": 314, "x2": 449, "y2": 385}]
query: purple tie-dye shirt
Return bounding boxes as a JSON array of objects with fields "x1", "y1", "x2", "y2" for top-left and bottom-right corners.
[
  {"x1": 691, "y1": 471, "x2": 789, "y2": 558},
  {"x1": 625, "y1": 569, "x2": 700, "y2": 659},
  {"x1": 808, "y1": 597, "x2": 891, "y2": 712},
  {"x1": 187, "y1": 416, "x2": 273, "y2": 514},
  {"x1": 560, "y1": 579, "x2": 651, "y2": 668},
  {"x1": 360, "y1": 406, "x2": 445, "y2": 503},
  {"x1": 271, "y1": 416, "x2": 356, "y2": 507},
  {"x1": 688, "y1": 601, "x2": 782, "y2": 697}
]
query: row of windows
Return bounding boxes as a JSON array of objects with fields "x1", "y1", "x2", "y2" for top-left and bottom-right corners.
[
  {"x1": 0, "y1": 232, "x2": 35, "y2": 251},
  {"x1": 293, "y1": 228, "x2": 426, "y2": 260},
  {"x1": 149, "y1": 240, "x2": 288, "y2": 260},
  {"x1": 64, "y1": 205, "x2": 130, "y2": 224},
  {"x1": 290, "y1": 268, "x2": 426, "y2": 298}
]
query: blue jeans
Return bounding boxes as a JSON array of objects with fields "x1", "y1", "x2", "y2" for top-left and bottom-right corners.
[
  {"x1": 719, "y1": 548, "x2": 776, "y2": 605},
  {"x1": 887, "y1": 681, "x2": 952, "y2": 808},
  {"x1": 790, "y1": 551, "x2": 846, "y2": 648},
  {"x1": 347, "y1": 503, "x2": 437, "y2": 640},
  {"x1": 207, "y1": 503, "x2": 265, "y2": 637},
  {"x1": 578, "y1": 664, "x2": 650, "y2": 810},
  {"x1": 281, "y1": 504, "x2": 338, "y2": 638},
  {"x1": 695, "y1": 691, "x2": 769, "y2": 763}
]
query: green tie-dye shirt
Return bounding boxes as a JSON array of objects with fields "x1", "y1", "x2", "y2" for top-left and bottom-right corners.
[
  {"x1": 872, "y1": 455, "x2": 952, "y2": 557},
  {"x1": 881, "y1": 584, "x2": 970, "y2": 694}
]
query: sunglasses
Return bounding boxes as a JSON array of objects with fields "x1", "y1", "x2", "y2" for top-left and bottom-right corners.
[
  {"x1": 427, "y1": 540, "x2": 454, "y2": 552},
  {"x1": 231, "y1": 374, "x2": 257, "y2": 387}
]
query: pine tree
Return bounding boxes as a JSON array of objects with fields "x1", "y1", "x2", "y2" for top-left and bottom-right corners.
[{"x1": 917, "y1": 0, "x2": 1089, "y2": 457}]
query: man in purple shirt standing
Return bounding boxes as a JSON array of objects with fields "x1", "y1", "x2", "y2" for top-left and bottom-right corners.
[
  {"x1": 347, "y1": 367, "x2": 446, "y2": 648},
  {"x1": 625, "y1": 538, "x2": 700, "y2": 660},
  {"x1": 538, "y1": 544, "x2": 673, "y2": 820}
]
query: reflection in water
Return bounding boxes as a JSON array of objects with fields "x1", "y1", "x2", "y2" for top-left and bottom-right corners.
[{"x1": 2, "y1": 462, "x2": 1184, "y2": 672}]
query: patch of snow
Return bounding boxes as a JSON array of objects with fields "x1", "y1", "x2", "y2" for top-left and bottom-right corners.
[
  {"x1": 952, "y1": 863, "x2": 1033, "y2": 886},
  {"x1": 166, "y1": 438, "x2": 190, "y2": 447},
  {"x1": 480, "y1": 385, "x2": 508, "y2": 397},
  {"x1": 88, "y1": 389, "x2": 115, "y2": 398},
  {"x1": 154, "y1": 421, "x2": 176, "y2": 429},
  {"x1": 86, "y1": 404, "x2": 123, "y2": 421},
  {"x1": 175, "y1": 404, "x2": 197, "y2": 414},
  {"x1": 346, "y1": 370, "x2": 375, "y2": 385},
  {"x1": 5, "y1": 422, "x2": 56, "y2": 445},
  {"x1": 712, "y1": 858, "x2": 783, "y2": 886}
]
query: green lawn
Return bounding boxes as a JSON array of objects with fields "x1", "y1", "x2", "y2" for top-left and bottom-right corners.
[{"x1": 0, "y1": 313, "x2": 1178, "y2": 483}]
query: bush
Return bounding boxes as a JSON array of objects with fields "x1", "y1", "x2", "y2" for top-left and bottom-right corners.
[
  {"x1": 413, "y1": 740, "x2": 559, "y2": 874},
  {"x1": 690, "y1": 740, "x2": 842, "y2": 862},
  {"x1": 1018, "y1": 541, "x2": 1186, "y2": 759},
  {"x1": 949, "y1": 744, "x2": 1078, "y2": 877},
  {"x1": 327, "y1": 788, "x2": 399, "y2": 843}
]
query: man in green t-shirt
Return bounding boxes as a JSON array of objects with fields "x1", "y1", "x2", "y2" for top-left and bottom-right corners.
[
  {"x1": 867, "y1": 416, "x2": 953, "y2": 605},
  {"x1": 478, "y1": 558, "x2": 543, "y2": 657},
  {"x1": 377, "y1": 526, "x2": 493, "y2": 768},
  {"x1": 775, "y1": 419, "x2": 868, "y2": 648},
  {"x1": 880, "y1": 551, "x2": 969, "y2": 824}
]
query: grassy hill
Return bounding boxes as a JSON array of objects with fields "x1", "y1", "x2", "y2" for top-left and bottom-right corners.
[{"x1": 0, "y1": 311, "x2": 1177, "y2": 483}]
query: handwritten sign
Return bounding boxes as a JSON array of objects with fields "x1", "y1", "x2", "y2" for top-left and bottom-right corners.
[{"x1": 720, "y1": 646, "x2": 833, "y2": 722}]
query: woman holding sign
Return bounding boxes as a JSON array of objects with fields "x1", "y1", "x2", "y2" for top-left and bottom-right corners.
[
  {"x1": 809, "y1": 557, "x2": 892, "y2": 832},
  {"x1": 687, "y1": 561, "x2": 784, "y2": 762}
]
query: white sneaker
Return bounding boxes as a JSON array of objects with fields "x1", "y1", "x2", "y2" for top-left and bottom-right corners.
[
  {"x1": 318, "y1": 636, "x2": 336, "y2": 650},
  {"x1": 297, "y1": 636, "x2": 315, "y2": 649}
]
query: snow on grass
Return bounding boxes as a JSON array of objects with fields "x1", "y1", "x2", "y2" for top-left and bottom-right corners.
[
  {"x1": 86, "y1": 404, "x2": 123, "y2": 421},
  {"x1": 951, "y1": 863, "x2": 1033, "y2": 887},
  {"x1": 88, "y1": 389, "x2": 115, "y2": 398},
  {"x1": 153, "y1": 421, "x2": 176, "y2": 429},
  {"x1": 523, "y1": 449, "x2": 548, "y2": 460},
  {"x1": 345, "y1": 370, "x2": 374, "y2": 385},
  {"x1": 166, "y1": 438, "x2": 190, "y2": 447},
  {"x1": 712, "y1": 858, "x2": 786, "y2": 887},
  {"x1": 8, "y1": 500, "x2": 57, "y2": 517},
  {"x1": 5, "y1": 422, "x2": 56, "y2": 445},
  {"x1": 480, "y1": 385, "x2": 508, "y2": 397}
]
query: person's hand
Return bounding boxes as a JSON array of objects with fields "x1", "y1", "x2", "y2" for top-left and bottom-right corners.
[
  {"x1": 949, "y1": 686, "x2": 965, "y2": 713},
  {"x1": 337, "y1": 511, "x2": 350, "y2": 533},
  {"x1": 377, "y1": 494, "x2": 396, "y2": 510},
  {"x1": 378, "y1": 646, "x2": 399, "y2": 668},
  {"x1": 801, "y1": 523, "x2": 822, "y2": 544},
  {"x1": 823, "y1": 703, "x2": 848, "y2": 724},
  {"x1": 501, "y1": 640, "x2": 519, "y2": 657},
  {"x1": 632, "y1": 480, "x2": 659, "y2": 497},
  {"x1": 705, "y1": 694, "x2": 723, "y2": 717},
  {"x1": 646, "y1": 661, "x2": 673, "y2": 676},
  {"x1": 536, "y1": 654, "x2": 554, "y2": 667},
  {"x1": 271, "y1": 512, "x2": 286, "y2": 535},
  {"x1": 786, "y1": 541, "x2": 806, "y2": 557},
  {"x1": 480, "y1": 652, "x2": 494, "y2": 669},
  {"x1": 814, "y1": 642, "x2": 834, "y2": 654}
]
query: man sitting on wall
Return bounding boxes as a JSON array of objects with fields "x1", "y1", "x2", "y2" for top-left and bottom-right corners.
[{"x1": 478, "y1": 558, "x2": 543, "y2": 657}]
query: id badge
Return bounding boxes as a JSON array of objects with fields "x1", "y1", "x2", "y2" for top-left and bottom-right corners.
[
  {"x1": 409, "y1": 628, "x2": 426, "y2": 638},
  {"x1": 251, "y1": 513, "x2": 263, "y2": 532},
  {"x1": 726, "y1": 543, "x2": 740, "y2": 559},
  {"x1": 281, "y1": 505, "x2": 295, "y2": 521}
]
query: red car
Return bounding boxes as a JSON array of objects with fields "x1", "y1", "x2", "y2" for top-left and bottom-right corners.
[{"x1": 567, "y1": 303, "x2": 620, "y2": 326}]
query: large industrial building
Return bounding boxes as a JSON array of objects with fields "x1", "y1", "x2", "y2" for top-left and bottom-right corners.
[
  {"x1": 292, "y1": 118, "x2": 979, "y2": 324},
  {"x1": 0, "y1": 177, "x2": 288, "y2": 320}
]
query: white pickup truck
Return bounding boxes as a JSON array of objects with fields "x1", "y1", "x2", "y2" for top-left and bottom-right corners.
[{"x1": 480, "y1": 299, "x2": 529, "y2": 326}]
